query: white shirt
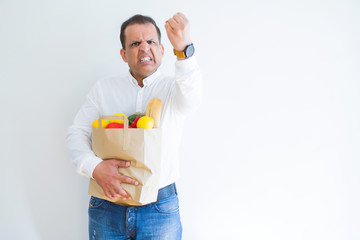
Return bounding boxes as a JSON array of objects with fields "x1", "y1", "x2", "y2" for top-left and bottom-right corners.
[{"x1": 66, "y1": 57, "x2": 202, "y2": 188}]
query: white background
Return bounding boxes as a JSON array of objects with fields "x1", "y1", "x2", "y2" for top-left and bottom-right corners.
[{"x1": 1, "y1": 0, "x2": 359, "y2": 239}]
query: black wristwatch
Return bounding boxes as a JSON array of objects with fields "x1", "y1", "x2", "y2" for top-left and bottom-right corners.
[{"x1": 173, "y1": 43, "x2": 195, "y2": 59}]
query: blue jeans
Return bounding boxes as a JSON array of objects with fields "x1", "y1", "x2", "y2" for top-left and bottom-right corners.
[{"x1": 88, "y1": 193, "x2": 182, "y2": 239}]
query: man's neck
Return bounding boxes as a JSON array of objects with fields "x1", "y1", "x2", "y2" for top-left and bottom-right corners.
[
  {"x1": 130, "y1": 69, "x2": 158, "y2": 88},
  {"x1": 137, "y1": 79, "x2": 144, "y2": 88}
]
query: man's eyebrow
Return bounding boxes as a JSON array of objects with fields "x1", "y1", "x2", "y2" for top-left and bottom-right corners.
[{"x1": 128, "y1": 38, "x2": 158, "y2": 46}]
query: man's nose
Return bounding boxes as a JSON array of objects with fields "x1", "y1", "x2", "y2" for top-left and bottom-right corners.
[{"x1": 139, "y1": 41, "x2": 150, "y2": 52}]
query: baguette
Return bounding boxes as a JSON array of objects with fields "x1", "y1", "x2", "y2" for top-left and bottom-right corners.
[{"x1": 146, "y1": 98, "x2": 162, "y2": 128}]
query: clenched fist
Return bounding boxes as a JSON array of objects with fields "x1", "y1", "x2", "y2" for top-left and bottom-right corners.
[{"x1": 165, "y1": 12, "x2": 192, "y2": 54}]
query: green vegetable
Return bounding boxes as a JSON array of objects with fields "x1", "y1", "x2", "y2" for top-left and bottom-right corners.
[{"x1": 128, "y1": 112, "x2": 145, "y2": 126}]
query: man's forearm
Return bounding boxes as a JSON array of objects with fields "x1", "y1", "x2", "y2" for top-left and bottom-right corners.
[{"x1": 173, "y1": 56, "x2": 203, "y2": 115}]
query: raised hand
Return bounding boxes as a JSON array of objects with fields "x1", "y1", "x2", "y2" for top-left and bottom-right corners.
[{"x1": 165, "y1": 12, "x2": 192, "y2": 53}]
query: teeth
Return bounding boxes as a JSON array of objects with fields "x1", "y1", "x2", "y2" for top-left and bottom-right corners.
[{"x1": 140, "y1": 57, "x2": 151, "y2": 62}]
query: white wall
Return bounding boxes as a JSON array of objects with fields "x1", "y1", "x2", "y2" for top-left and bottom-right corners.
[{"x1": 1, "y1": 0, "x2": 359, "y2": 239}]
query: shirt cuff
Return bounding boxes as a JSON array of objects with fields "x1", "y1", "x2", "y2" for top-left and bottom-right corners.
[
  {"x1": 175, "y1": 55, "x2": 198, "y2": 75},
  {"x1": 82, "y1": 154, "x2": 103, "y2": 179}
]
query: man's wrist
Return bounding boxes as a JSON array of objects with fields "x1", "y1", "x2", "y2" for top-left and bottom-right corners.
[
  {"x1": 88, "y1": 156, "x2": 103, "y2": 179},
  {"x1": 173, "y1": 41, "x2": 192, "y2": 52},
  {"x1": 173, "y1": 43, "x2": 195, "y2": 60},
  {"x1": 176, "y1": 56, "x2": 187, "y2": 61}
]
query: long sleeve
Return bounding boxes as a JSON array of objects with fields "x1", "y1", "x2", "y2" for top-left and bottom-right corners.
[
  {"x1": 66, "y1": 57, "x2": 202, "y2": 184},
  {"x1": 173, "y1": 56, "x2": 203, "y2": 116},
  {"x1": 66, "y1": 83, "x2": 103, "y2": 178}
]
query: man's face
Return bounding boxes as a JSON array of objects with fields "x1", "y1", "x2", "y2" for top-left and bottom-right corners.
[{"x1": 120, "y1": 23, "x2": 164, "y2": 82}]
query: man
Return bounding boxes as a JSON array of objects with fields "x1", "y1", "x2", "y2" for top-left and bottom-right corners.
[{"x1": 66, "y1": 12, "x2": 202, "y2": 239}]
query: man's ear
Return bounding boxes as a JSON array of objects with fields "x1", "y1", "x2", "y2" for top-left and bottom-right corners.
[
  {"x1": 161, "y1": 44, "x2": 164, "y2": 56},
  {"x1": 120, "y1": 49, "x2": 127, "y2": 62}
]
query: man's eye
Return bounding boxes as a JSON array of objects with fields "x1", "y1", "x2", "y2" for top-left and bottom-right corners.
[
  {"x1": 147, "y1": 40, "x2": 155, "y2": 45},
  {"x1": 131, "y1": 42, "x2": 140, "y2": 47}
]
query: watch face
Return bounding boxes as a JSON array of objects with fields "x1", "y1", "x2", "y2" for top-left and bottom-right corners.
[{"x1": 185, "y1": 44, "x2": 195, "y2": 58}]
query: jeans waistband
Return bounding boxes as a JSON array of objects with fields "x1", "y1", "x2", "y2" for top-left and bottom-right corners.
[{"x1": 157, "y1": 183, "x2": 177, "y2": 201}]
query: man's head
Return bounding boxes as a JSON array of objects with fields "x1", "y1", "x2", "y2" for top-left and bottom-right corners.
[
  {"x1": 120, "y1": 15, "x2": 161, "y2": 49},
  {"x1": 120, "y1": 15, "x2": 164, "y2": 84}
]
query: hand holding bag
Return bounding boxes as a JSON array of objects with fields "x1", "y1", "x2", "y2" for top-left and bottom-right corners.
[{"x1": 88, "y1": 114, "x2": 162, "y2": 206}]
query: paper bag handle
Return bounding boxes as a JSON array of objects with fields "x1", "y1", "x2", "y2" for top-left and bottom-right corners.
[{"x1": 99, "y1": 115, "x2": 129, "y2": 151}]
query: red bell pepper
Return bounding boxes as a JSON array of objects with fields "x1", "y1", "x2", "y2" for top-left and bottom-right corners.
[{"x1": 131, "y1": 116, "x2": 142, "y2": 128}]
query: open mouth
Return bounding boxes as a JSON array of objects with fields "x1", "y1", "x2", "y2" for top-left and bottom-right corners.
[{"x1": 140, "y1": 56, "x2": 152, "y2": 63}]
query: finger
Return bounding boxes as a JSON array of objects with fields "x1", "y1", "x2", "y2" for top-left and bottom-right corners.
[
  {"x1": 106, "y1": 185, "x2": 130, "y2": 200},
  {"x1": 165, "y1": 23, "x2": 174, "y2": 38},
  {"x1": 167, "y1": 18, "x2": 178, "y2": 31},
  {"x1": 115, "y1": 160, "x2": 131, "y2": 168},
  {"x1": 177, "y1": 12, "x2": 188, "y2": 22},
  {"x1": 165, "y1": 21, "x2": 177, "y2": 33},
  {"x1": 165, "y1": 21, "x2": 171, "y2": 31},
  {"x1": 174, "y1": 12, "x2": 187, "y2": 25},
  {"x1": 172, "y1": 14, "x2": 182, "y2": 24},
  {"x1": 170, "y1": 14, "x2": 188, "y2": 32},
  {"x1": 113, "y1": 184, "x2": 131, "y2": 200},
  {"x1": 116, "y1": 187, "x2": 130, "y2": 199},
  {"x1": 119, "y1": 175, "x2": 139, "y2": 186},
  {"x1": 105, "y1": 189, "x2": 118, "y2": 199}
]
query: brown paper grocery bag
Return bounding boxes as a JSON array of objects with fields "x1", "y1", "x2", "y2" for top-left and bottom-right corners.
[{"x1": 88, "y1": 115, "x2": 162, "y2": 206}]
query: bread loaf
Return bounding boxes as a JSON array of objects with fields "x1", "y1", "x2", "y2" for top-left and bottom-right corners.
[{"x1": 146, "y1": 98, "x2": 162, "y2": 128}]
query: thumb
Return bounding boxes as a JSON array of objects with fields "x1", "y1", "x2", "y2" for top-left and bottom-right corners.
[
  {"x1": 165, "y1": 21, "x2": 173, "y2": 35},
  {"x1": 115, "y1": 159, "x2": 131, "y2": 168}
]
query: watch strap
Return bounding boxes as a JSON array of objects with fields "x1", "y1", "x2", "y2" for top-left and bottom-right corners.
[
  {"x1": 173, "y1": 43, "x2": 194, "y2": 59},
  {"x1": 173, "y1": 48, "x2": 186, "y2": 58}
]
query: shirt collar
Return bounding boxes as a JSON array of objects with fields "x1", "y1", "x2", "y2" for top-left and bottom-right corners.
[{"x1": 128, "y1": 69, "x2": 162, "y2": 87}]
